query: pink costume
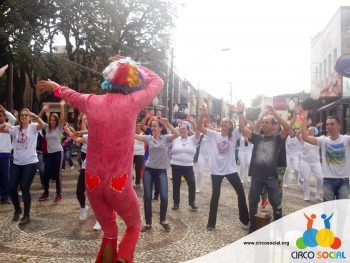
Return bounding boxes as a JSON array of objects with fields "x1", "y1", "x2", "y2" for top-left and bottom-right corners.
[{"x1": 53, "y1": 66, "x2": 163, "y2": 262}]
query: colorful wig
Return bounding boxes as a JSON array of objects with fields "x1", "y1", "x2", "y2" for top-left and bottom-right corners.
[{"x1": 101, "y1": 57, "x2": 145, "y2": 94}]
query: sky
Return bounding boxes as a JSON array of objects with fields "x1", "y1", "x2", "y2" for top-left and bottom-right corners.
[{"x1": 173, "y1": 0, "x2": 350, "y2": 106}]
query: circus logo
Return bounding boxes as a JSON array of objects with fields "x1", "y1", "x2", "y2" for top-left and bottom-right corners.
[{"x1": 296, "y1": 212, "x2": 341, "y2": 250}]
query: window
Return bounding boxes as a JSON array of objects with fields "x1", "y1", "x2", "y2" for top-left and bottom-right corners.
[
  {"x1": 323, "y1": 59, "x2": 327, "y2": 77},
  {"x1": 333, "y1": 48, "x2": 337, "y2": 64},
  {"x1": 319, "y1": 63, "x2": 323, "y2": 81},
  {"x1": 328, "y1": 54, "x2": 332, "y2": 74}
]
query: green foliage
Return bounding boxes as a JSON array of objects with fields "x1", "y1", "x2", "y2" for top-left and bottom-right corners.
[{"x1": 0, "y1": 0, "x2": 175, "y2": 108}]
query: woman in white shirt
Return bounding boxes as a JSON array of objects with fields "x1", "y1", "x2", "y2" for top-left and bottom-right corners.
[
  {"x1": 38, "y1": 101, "x2": 65, "y2": 203},
  {"x1": 300, "y1": 127, "x2": 323, "y2": 201},
  {"x1": 0, "y1": 108, "x2": 44, "y2": 225},
  {"x1": 198, "y1": 105, "x2": 249, "y2": 230},
  {"x1": 170, "y1": 120, "x2": 199, "y2": 211}
]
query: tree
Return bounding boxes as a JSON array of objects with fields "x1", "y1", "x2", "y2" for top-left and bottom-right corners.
[{"x1": 0, "y1": 0, "x2": 175, "y2": 110}]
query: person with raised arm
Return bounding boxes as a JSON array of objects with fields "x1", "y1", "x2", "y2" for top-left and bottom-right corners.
[
  {"x1": 0, "y1": 108, "x2": 44, "y2": 225},
  {"x1": 197, "y1": 104, "x2": 249, "y2": 231},
  {"x1": 0, "y1": 104, "x2": 16, "y2": 204},
  {"x1": 135, "y1": 118, "x2": 179, "y2": 232},
  {"x1": 36, "y1": 57, "x2": 164, "y2": 263},
  {"x1": 237, "y1": 100, "x2": 290, "y2": 233},
  {"x1": 37, "y1": 100, "x2": 65, "y2": 203},
  {"x1": 300, "y1": 109, "x2": 349, "y2": 201}
]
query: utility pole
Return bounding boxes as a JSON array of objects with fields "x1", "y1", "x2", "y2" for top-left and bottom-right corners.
[{"x1": 168, "y1": 48, "x2": 174, "y2": 124}]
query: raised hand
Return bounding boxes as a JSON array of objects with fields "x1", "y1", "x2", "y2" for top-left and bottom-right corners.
[
  {"x1": 36, "y1": 80, "x2": 60, "y2": 93},
  {"x1": 236, "y1": 100, "x2": 245, "y2": 113},
  {"x1": 59, "y1": 100, "x2": 66, "y2": 107},
  {"x1": 0, "y1": 64, "x2": 8, "y2": 78},
  {"x1": 159, "y1": 118, "x2": 170, "y2": 128},
  {"x1": 42, "y1": 103, "x2": 50, "y2": 113},
  {"x1": 265, "y1": 105, "x2": 277, "y2": 116}
]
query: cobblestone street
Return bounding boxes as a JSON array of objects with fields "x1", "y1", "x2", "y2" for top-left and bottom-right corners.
[{"x1": 0, "y1": 162, "x2": 319, "y2": 263}]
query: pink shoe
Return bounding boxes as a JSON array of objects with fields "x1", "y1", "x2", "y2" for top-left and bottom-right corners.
[{"x1": 260, "y1": 199, "x2": 268, "y2": 209}]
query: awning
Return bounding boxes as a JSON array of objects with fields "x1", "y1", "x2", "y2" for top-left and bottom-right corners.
[{"x1": 317, "y1": 97, "x2": 350, "y2": 112}]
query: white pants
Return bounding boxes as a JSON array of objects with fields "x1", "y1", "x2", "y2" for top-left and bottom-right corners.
[
  {"x1": 283, "y1": 154, "x2": 300, "y2": 186},
  {"x1": 195, "y1": 153, "x2": 210, "y2": 192},
  {"x1": 238, "y1": 150, "x2": 252, "y2": 183},
  {"x1": 300, "y1": 160, "x2": 323, "y2": 199}
]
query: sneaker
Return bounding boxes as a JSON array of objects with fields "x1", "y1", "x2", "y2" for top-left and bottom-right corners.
[
  {"x1": 93, "y1": 221, "x2": 101, "y2": 231},
  {"x1": 260, "y1": 199, "x2": 268, "y2": 209},
  {"x1": 283, "y1": 184, "x2": 288, "y2": 188},
  {"x1": 79, "y1": 206, "x2": 88, "y2": 220},
  {"x1": 12, "y1": 209, "x2": 22, "y2": 222},
  {"x1": 189, "y1": 202, "x2": 198, "y2": 210},
  {"x1": 54, "y1": 195, "x2": 62, "y2": 203},
  {"x1": 240, "y1": 221, "x2": 250, "y2": 230},
  {"x1": 206, "y1": 226, "x2": 215, "y2": 231},
  {"x1": 172, "y1": 204, "x2": 179, "y2": 210},
  {"x1": 316, "y1": 195, "x2": 323, "y2": 201},
  {"x1": 38, "y1": 193, "x2": 49, "y2": 201},
  {"x1": 19, "y1": 216, "x2": 30, "y2": 226},
  {"x1": 70, "y1": 165, "x2": 75, "y2": 171}
]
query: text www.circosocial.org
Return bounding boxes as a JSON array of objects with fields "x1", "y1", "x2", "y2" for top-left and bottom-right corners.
[{"x1": 243, "y1": 241, "x2": 290, "y2": 246}]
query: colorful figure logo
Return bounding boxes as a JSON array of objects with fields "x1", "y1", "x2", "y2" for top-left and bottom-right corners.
[{"x1": 296, "y1": 213, "x2": 342, "y2": 250}]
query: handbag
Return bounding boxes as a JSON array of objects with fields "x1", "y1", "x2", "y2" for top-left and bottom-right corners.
[
  {"x1": 41, "y1": 129, "x2": 48, "y2": 155},
  {"x1": 193, "y1": 134, "x2": 204, "y2": 162}
]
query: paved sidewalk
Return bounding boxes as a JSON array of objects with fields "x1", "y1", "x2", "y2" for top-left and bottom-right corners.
[{"x1": 0, "y1": 164, "x2": 319, "y2": 263}]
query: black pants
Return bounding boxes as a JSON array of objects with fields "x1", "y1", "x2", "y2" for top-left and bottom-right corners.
[
  {"x1": 43, "y1": 151, "x2": 63, "y2": 195},
  {"x1": 171, "y1": 165, "x2": 196, "y2": 206},
  {"x1": 133, "y1": 155, "x2": 144, "y2": 185},
  {"x1": 76, "y1": 169, "x2": 86, "y2": 208},
  {"x1": 207, "y1": 172, "x2": 249, "y2": 228},
  {"x1": 9, "y1": 163, "x2": 37, "y2": 217}
]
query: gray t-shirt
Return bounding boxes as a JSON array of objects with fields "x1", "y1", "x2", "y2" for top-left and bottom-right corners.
[
  {"x1": 249, "y1": 133, "x2": 284, "y2": 177},
  {"x1": 44, "y1": 124, "x2": 63, "y2": 153},
  {"x1": 144, "y1": 135, "x2": 172, "y2": 169}
]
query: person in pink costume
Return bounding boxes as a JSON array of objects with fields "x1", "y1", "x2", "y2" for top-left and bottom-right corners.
[{"x1": 36, "y1": 57, "x2": 164, "y2": 263}]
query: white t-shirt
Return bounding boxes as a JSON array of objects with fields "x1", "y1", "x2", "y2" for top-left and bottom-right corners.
[
  {"x1": 44, "y1": 124, "x2": 63, "y2": 153},
  {"x1": 134, "y1": 133, "x2": 145, "y2": 156},
  {"x1": 206, "y1": 129, "x2": 240, "y2": 175},
  {"x1": 81, "y1": 135, "x2": 88, "y2": 169},
  {"x1": 301, "y1": 141, "x2": 321, "y2": 163},
  {"x1": 239, "y1": 136, "x2": 253, "y2": 153},
  {"x1": 317, "y1": 135, "x2": 350, "y2": 178},
  {"x1": 285, "y1": 136, "x2": 303, "y2": 156},
  {"x1": 10, "y1": 123, "x2": 39, "y2": 165},
  {"x1": 170, "y1": 135, "x2": 197, "y2": 166}
]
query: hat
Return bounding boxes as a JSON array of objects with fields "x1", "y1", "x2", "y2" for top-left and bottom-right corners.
[{"x1": 101, "y1": 57, "x2": 145, "y2": 94}]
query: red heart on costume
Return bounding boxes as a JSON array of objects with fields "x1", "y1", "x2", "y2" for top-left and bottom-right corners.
[
  {"x1": 85, "y1": 171, "x2": 101, "y2": 192},
  {"x1": 110, "y1": 172, "x2": 128, "y2": 192}
]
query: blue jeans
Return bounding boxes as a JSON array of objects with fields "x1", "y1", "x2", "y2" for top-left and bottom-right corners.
[
  {"x1": 249, "y1": 175, "x2": 282, "y2": 232},
  {"x1": 323, "y1": 178, "x2": 349, "y2": 201},
  {"x1": 143, "y1": 167, "x2": 168, "y2": 225},
  {"x1": 62, "y1": 148, "x2": 74, "y2": 169},
  {"x1": 9, "y1": 163, "x2": 37, "y2": 217},
  {"x1": 0, "y1": 156, "x2": 10, "y2": 202}
]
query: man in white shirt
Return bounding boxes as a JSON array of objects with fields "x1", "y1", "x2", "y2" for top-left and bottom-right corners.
[{"x1": 301, "y1": 113, "x2": 349, "y2": 201}]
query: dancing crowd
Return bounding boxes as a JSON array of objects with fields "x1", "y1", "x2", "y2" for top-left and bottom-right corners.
[{"x1": 0, "y1": 61, "x2": 349, "y2": 263}]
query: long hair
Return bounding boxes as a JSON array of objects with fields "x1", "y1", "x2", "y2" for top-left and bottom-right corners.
[
  {"x1": 19, "y1": 108, "x2": 31, "y2": 130},
  {"x1": 49, "y1": 113, "x2": 59, "y2": 131}
]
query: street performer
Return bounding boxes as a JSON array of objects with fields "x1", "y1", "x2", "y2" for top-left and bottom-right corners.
[{"x1": 36, "y1": 57, "x2": 164, "y2": 263}]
